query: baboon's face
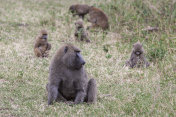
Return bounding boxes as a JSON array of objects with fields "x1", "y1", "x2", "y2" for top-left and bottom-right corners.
[
  {"x1": 69, "y1": 5, "x2": 75, "y2": 14},
  {"x1": 40, "y1": 30, "x2": 48, "y2": 40},
  {"x1": 133, "y1": 43, "x2": 143, "y2": 56},
  {"x1": 41, "y1": 34, "x2": 47, "y2": 40},
  {"x1": 135, "y1": 51, "x2": 141, "y2": 56},
  {"x1": 63, "y1": 46, "x2": 85, "y2": 70}
]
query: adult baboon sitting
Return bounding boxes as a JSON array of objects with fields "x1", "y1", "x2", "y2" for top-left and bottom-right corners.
[{"x1": 47, "y1": 44, "x2": 97, "y2": 105}]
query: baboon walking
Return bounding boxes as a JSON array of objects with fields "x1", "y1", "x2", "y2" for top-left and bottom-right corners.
[{"x1": 47, "y1": 44, "x2": 97, "y2": 105}]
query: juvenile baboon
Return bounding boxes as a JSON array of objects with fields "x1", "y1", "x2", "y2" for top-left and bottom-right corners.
[
  {"x1": 69, "y1": 4, "x2": 90, "y2": 19},
  {"x1": 47, "y1": 44, "x2": 97, "y2": 105},
  {"x1": 126, "y1": 41, "x2": 150, "y2": 68},
  {"x1": 87, "y1": 6, "x2": 109, "y2": 30},
  {"x1": 74, "y1": 19, "x2": 90, "y2": 42},
  {"x1": 34, "y1": 30, "x2": 51, "y2": 57}
]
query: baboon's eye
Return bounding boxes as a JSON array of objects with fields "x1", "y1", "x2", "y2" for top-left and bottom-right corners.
[
  {"x1": 75, "y1": 50, "x2": 80, "y2": 53},
  {"x1": 76, "y1": 52, "x2": 81, "y2": 58}
]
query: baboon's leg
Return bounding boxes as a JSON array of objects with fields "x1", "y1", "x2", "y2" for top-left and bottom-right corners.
[
  {"x1": 56, "y1": 92, "x2": 67, "y2": 102},
  {"x1": 46, "y1": 83, "x2": 67, "y2": 104},
  {"x1": 74, "y1": 91, "x2": 86, "y2": 104},
  {"x1": 87, "y1": 17, "x2": 96, "y2": 23},
  {"x1": 87, "y1": 17, "x2": 98, "y2": 30},
  {"x1": 131, "y1": 58, "x2": 137, "y2": 68},
  {"x1": 48, "y1": 79, "x2": 67, "y2": 105},
  {"x1": 80, "y1": 15, "x2": 84, "y2": 19},
  {"x1": 87, "y1": 24, "x2": 98, "y2": 30},
  {"x1": 48, "y1": 84, "x2": 59, "y2": 105},
  {"x1": 34, "y1": 48, "x2": 42, "y2": 57},
  {"x1": 87, "y1": 78, "x2": 97, "y2": 103},
  {"x1": 43, "y1": 51, "x2": 49, "y2": 57},
  {"x1": 143, "y1": 57, "x2": 150, "y2": 67}
]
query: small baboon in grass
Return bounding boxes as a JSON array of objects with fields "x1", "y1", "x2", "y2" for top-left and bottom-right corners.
[
  {"x1": 69, "y1": 4, "x2": 90, "y2": 19},
  {"x1": 87, "y1": 6, "x2": 109, "y2": 30},
  {"x1": 47, "y1": 44, "x2": 97, "y2": 105},
  {"x1": 126, "y1": 41, "x2": 150, "y2": 68},
  {"x1": 34, "y1": 30, "x2": 51, "y2": 57},
  {"x1": 74, "y1": 19, "x2": 90, "y2": 42}
]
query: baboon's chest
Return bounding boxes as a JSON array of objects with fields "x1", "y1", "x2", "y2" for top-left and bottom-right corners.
[
  {"x1": 59, "y1": 69, "x2": 87, "y2": 98},
  {"x1": 39, "y1": 45, "x2": 47, "y2": 52},
  {"x1": 60, "y1": 80, "x2": 76, "y2": 98},
  {"x1": 62, "y1": 79, "x2": 74, "y2": 89},
  {"x1": 39, "y1": 43, "x2": 47, "y2": 52},
  {"x1": 135, "y1": 57, "x2": 144, "y2": 67}
]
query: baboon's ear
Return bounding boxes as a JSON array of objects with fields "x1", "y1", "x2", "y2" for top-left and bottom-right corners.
[{"x1": 64, "y1": 46, "x2": 68, "y2": 53}]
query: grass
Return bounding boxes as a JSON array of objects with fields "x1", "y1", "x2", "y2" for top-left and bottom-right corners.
[{"x1": 0, "y1": 0, "x2": 175, "y2": 116}]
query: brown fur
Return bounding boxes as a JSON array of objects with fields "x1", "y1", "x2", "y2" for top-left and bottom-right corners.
[
  {"x1": 87, "y1": 6, "x2": 109, "y2": 30},
  {"x1": 74, "y1": 19, "x2": 90, "y2": 42},
  {"x1": 34, "y1": 30, "x2": 51, "y2": 57},
  {"x1": 126, "y1": 41, "x2": 150, "y2": 68},
  {"x1": 47, "y1": 44, "x2": 97, "y2": 105},
  {"x1": 69, "y1": 4, "x2": 90, "y2": 19}
]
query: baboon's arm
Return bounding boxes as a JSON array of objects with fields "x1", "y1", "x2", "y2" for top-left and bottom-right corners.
[
  {"x1": 74, "y1": 81, "x2": 86, "y2": 104},
  {"x1": 48, "y1": 79, "x2": 65, "y2": 104},
  {"x1": 142, "y1": 56, "x2": 150, "y2": 67},
  {"x1": 34, "y1": 48, "x2": 42, "y2": 57},
  {"x1": 48, "y1": 84, "x2": 58, "y2": 105},
  {"x1": 34, "y1": 41, "x2": 40, "y2": 48},
  {"x1": 47, "y1": 43, "x2": 51, "y2": 50},
  {"x1": 74, "y1": 91, "x2": 86, "y2": 104}
]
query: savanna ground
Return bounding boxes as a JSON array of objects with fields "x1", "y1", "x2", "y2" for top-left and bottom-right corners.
[{"x1": 0, "y1": 0, "x2": 176, "y2": 116}]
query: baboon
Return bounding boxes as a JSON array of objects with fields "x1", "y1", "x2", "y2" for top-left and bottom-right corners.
[
  {"x1": 126, "y1": 41, "x2": 150, "y2": 68},
  {"x1": 69, "y1": 4, "x2": 90, "y2": 19},
  {"x1": 34, "y1": 30, "x2": 51, "y2": 57},
  {"x1": 74, "y1": 19, "x2": 90, "y2": 42},
  {"x1": 87, "y1": 6, "x2": 109, "y2": 30},
  {"x1": 47, "y1": 44, "x2": 97, "y2": 105}
]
